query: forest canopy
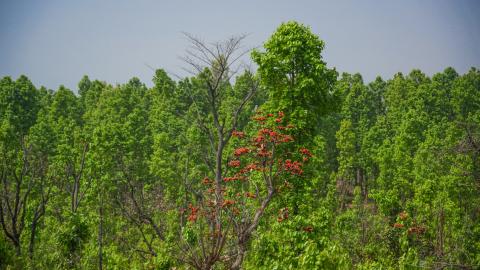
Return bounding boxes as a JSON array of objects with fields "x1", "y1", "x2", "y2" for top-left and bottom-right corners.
[{"x1": 1, "y1": 21, "x2": 479, "y2": 269}]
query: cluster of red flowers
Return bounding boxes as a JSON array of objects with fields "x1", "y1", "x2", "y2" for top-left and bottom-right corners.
[
  {"x1": 277, "y1": 207, "x2": 289, "y2": 222},
  {"x1": 300, "y1": 148, "x2": 312, "y2": 157},
  {"x1": 393, "y1": 223, "x2": 404, "y2": 229},
  {"x1": 407, "y1": 226, "x2": 426, "y2": 235},
  {"x1": 228, "y1": 160, "x2": 241, "y2": 167},
  {"x1": 224, "y1": 175, "x2": 246, "y2": 182},
  {"x1": 231, "y1": 130, "x2": 245, "y2": 138},
  {"x1": 187, "y1": 204, "x2": 199, "y2": 222},
  {"x1": 207, "y1": 186, "x2": 228, "y2": 194},
  {"x1": 300, "y1": 148, "x2": 313, "y2": 161},
  {"x1": 253, "y1": 116, "x2": 267, "y2": 122},
  {"x1": 254, "y1": 135, "x2": 264, "y2": 143},
  {"x1": 258, "y1": 148, "x2": 272, "y2": 157},
  {"x1": 255, "y1": 127, "x2": 294, "y2": 145},
  {"x1": 284, "y1": 159, "x2": 303, "y2": 175},
  {"x1": 253, "y1": 111, "x2": 286, "y2": 125},
  {"x1": 279, "y1": 134, "x2": 293, "y2": 143},
  {"x1": 191, "y1": 111, "x2": 307, "y2": 227},
  {"x1": 392, "y1": 211, "x2": 426, "y2": 236},
  {"x1": 239, "y1": 163, "x2": 258, "y2": 174},
  {"x1": 222, "y1": 199, "x2": 235, "y2": 208},
  {"x1": 234, "y1": 147, "x2": 250, "y2": 156},
  {"x1": 202, "y1": 177, "x2": 211, "y2": 185}
]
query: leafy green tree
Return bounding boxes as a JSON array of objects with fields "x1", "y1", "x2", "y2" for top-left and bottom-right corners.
[
  {"x1": 0, "y1": 76, "x2": 41, "y2": 257},
  {"x1": 335, "y1": 73, "x2": 381, "y2": 203},
  {"x1": 252, "y1": 21, "x2": 338, "y2": 144}
]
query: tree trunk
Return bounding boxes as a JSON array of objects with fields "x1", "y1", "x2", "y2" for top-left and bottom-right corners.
[
  {"x1": 436, "y1": 207, "x2": 445, "y2": 258},
  {"x1": 14, "y1": 238, "x2": 21, "y2": 256},
  {"x1": 72, "y1": 177, "x2": 79, "y2": 213},
  {"x1": 28, "y1": 215, "x2": 38, "y2": 259},
  {"x1": 363, "y1": 173, "x2": 368, "y2": 202},
  {"x1": 98, "y1": 195, "x2": 104, "y2": 270},
  {"x1": 231, "y1": 241, "x2": 247, "y2": 270},
  {"x1": 356, "y1": 167, "x2": 366, "y2": 200}
]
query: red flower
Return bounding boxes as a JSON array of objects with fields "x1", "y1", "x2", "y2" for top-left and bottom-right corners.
[
  {"x1": 202, "y1": 177, "x2": 211, "y2": 184},
  {"x1": 241, "y1": 163, "x2": 257, "y2": 173},
  {"x1": 280, "y1": 135, "x2": 293, "y2": 143},
  {"x1": 253, "y1": 116, "x2": 266, "y2": 122},
  {"x1": 228, "y1": 160, "x2": 241, "y2": 167},
  {"x1": 407, "y1": 226, "x2": 426, "y2": 235},
  {"x1": 258, "y1": 149, "x2": 271, "y2": 157},
  {"x1": 268, "y1": 113, "x2": 274, "y2": 117},
  {"x1": 275, "y1": 118, "x2": 282, "y2": 123},
  {"x1": 254, "y1": 135, "x2": 264, "y2": 143},
  {"x1": 224, "y1": 176, "x2": 240, "y2": 182},
  {"x1": 269, "y1": 131, "x2": 279, "y2": 142},
  {"x1": 232, "y1": 130, "x2": 245, "y2": 138},
  {"x1": 299, "y1": 148, "x2": 312, "y2": 157},
  {"x1": 260, "y1": 128, "x2": 271, "y2": 135},
  {"x1": 399, "y1": 211, "x2": 408, "y2": 220},
  {"x1": 284, "y1": 160, "x2": 303, "y2": 175},
  {"x1": 187, "y1": 204, "x2": 200, "y2": 222},
  {"x1": 393, "y1": 223, "x2": 404, "y2": 229},
  {"x1": 234, "y1": 147, "x2": 250, "y2": 156},
  {"x1": 278, "y1": 111, "x2": 284, "y2": 118},
  {"x1": 222, "y1": 199, "x2": 235, "y2": 207}
]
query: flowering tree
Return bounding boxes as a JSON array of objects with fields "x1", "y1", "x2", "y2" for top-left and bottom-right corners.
[{"x1": 179, "y1": 111, "x2": 312, "y2": 269}]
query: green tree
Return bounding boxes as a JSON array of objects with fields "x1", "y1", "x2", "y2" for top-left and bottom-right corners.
[
  {"x1": 252, "y1": 21, "x2": 338, "y2": 144},
  {"x1": 0, "y1": 76, "x2": 51, "y2": 263}
]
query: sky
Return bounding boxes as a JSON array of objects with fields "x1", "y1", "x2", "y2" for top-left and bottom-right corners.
[{"x1": 0, "y1": 0, "x2": 479, "y2": 91}]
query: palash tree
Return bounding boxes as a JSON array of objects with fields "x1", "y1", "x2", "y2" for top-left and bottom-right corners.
[
  {"x1": 174, "y1": 30, "x2": 314, "y2": 270},
  {"x1": 179, "y1": 111, "x2": 312, "y2": 269},
  {"x1": 172, "y1": 32, "x2": 254, "y2": 269}
]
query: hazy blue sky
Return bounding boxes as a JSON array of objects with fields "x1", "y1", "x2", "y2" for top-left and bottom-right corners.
[{"x1": 1, "y1": 0, "x2": 479, "y2": 91}]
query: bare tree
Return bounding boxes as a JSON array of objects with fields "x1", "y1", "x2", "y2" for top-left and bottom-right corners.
[{"x1": 176, "y1": 33, "x2": 258, "y2": 269}]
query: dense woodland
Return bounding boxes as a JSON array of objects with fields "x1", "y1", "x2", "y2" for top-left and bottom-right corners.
[{"x1": 1, "y1": 21, "x2": 479, "y2": 269}]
